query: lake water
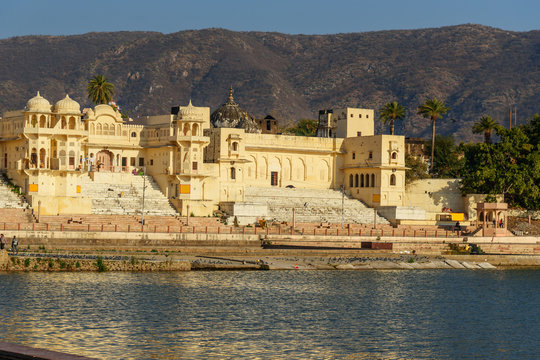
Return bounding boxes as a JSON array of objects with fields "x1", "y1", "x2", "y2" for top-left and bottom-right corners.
[{"x1": 0, "y1": 270, "x2": 539, "y2": 359}]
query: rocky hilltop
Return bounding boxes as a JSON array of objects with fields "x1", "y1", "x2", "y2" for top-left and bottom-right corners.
[{"x1": 0, "y1": 24, "x2": 538, "y2": 141}]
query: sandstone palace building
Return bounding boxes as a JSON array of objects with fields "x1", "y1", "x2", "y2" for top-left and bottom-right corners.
[{"x1": 0, "y1": 89, "x2": 411, "y2": 220}]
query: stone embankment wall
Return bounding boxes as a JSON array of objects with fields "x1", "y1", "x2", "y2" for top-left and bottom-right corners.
[
  {"x1": 0, "y1": 250, "x2": 190, "y2": 271},
  {"x1": 508, "y1": 209, "x2": 540, "y2": 220}
]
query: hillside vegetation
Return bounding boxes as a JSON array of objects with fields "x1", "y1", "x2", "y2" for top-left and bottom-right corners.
[{"x1": 0, "y1": 25, "x2": 538, "y2": 141}]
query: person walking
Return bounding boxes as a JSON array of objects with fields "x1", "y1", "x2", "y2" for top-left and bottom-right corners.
[
  {"x1": 0, "y1": 234, "x2": 5, "y2": 250},
  {"x1": 11, "y1": 235, "x2": 18, "y2": 254}
]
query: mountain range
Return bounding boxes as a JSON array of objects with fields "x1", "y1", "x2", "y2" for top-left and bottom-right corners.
[{"x1": 0, "y1": 24, "x2": 538, "y2": 141}]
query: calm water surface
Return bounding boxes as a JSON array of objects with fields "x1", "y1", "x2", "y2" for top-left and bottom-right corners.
[{"x1": 0, "y1": 270, "x2": 539, "y2": 359}]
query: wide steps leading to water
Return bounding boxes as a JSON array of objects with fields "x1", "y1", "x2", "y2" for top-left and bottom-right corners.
[
  {"x1": 0, "y1": 176, "x2": 29, "y2": 209},
  {"x1": 244, "y1": 186, "x2": 388, "y2": 225},
  {"x1": 81, "y1": 175, "x2": 178, "y2": 216}
]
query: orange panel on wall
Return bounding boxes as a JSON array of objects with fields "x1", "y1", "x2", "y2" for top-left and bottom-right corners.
[
  {"x1": 372, "y1": 194, "x2": 380, "y2": 203},
  {"x1": 180, "y1": 185, "x2": 191, "y2": 194},
  {"x1": 28, "y1": 184, "x2": 38, "y2": 192}
]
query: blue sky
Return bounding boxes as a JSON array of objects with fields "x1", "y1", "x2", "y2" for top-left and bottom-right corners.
[{"x1": 1, "y1": 0, "x2": 538, "y2": 38}]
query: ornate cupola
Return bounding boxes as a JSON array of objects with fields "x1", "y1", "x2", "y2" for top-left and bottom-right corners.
[{"x1": 210, "y1": 86, "x2": 261, "y2": 133}]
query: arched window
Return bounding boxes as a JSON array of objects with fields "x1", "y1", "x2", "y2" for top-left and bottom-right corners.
[
  {"x1": 365, "y1": 173, "x2": 370, "y2": 187},
  {"x1": 232, "y1": 142, "x2": 238, "y2": 151},
  {"x1": 231, "y1": 167, "x2": 236, "y2": 180},
  {"x1": 391, "y1": 152, "x2": 397, "y2": 160},
  {"x1": 90, "y1": 123, "x2": 95, "y2": 134},
  {"x1": 61, "y1": 117, "x2": 67, "y2": 129},
  {"x1": 183, "y1": 123, "x2": 190, "y2": 136},
  {"x1": 68, "y1": 116, "x2": 76, "y2": 129},
  {"x1": 192, "y1": 123, "x2": 199, "y2": 136},
  {"x1": 103, "y1": 124, "x2": 109, "y2": 135},
  {"x1": 355, "y1": 174, "x2": 359, "y2": 187},
  {"x1": 360, "y1": 174, "x2": 364, "y2": 187},
  {"x1": 96, "y1": 123, "x2": 102, "y2": 135},
  {"x1": 352, "y1": 152, "x2": 356, "y2": 160},
  {"x1": 371, "y1": 174, "x2": 375, "y2": 187},
  {"x1": 39, "y1": 115, "x2": 46, "y2": 128},
  {"x1": 31, "y1": 115, "x2": 37, "y2": 127},
  {"x1": 349, "y1": 174, "x2": 353, "y2": 187},
  {"x1": 131, "y1": 132, "x2": 137, "y2": 138},
  {"x1": 390, "y1": 174, "x2": 396, "y2": 186}
]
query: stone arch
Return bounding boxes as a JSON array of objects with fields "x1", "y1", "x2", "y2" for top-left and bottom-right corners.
[
  {"x1": 355, "y1": 174, "x2": 359, "y2": 187},
  {"x1": 298, "y1": 158, "x2": 306, "y2": 181},
  {"x1": 59, "y1": 150, "x2": 66, "y2": 167},
  {"x1": 248, "y1": 155, "x2": 257, "y2": 179},
  {"x1": 261, "y1": 156, "x2": 268, "y2": 179},
  {"x1": 371, "y1": 173, "x2": 375, "y2": 187},
  {"x1": 390, "y1": 174, "x2": 396, "y2": 186},
  {"x1": 116, "y1": 124, "x2": 121, "y2": 136},
  {"x1": 365, "y1": 173, "x2": 370, "y2": 187},
  {"x1": 39, "y1": 115, "x2": 46, "y2": 128},
  {"x1": 39, "y1": 148, "x2": 46, "y2": 168},
  {"x1": 349, "y1": 174, "x2": 354, "y2": 187},
  {"x1": 285, "y1": 158, "x2": 292, "y2": 181},
  {"x1": 96, "y1": 123, "x2": 102, "y2": 135},
  {"x1": 96, "y1": 150, "x2": 113, "y2": 171},
  {"x1": 68, "y1": 116, "x2": 76, "y2": 129},
  {"x1": 319, "y1": 160, "x2": 330, "y2": 182},
  {"x1": 183, "y1": 123, "x2": 190, "y2": 136},
  {"x1": 360, "y1": 174, "x2": 364, "y2": 187},
  {"x1": 31, "y1": 115, "x2": 37, "y2": 127},
  {"x1": 192, "y1": 123, "x2": 199, "y2": 136},
  {"x1": 103, "y1": 123, "x2": 109, "y2": 134},
  {"x1": 61, "y1": 116, "x2": 67, "y2": 129},
  {"x1": 68, "y1": 150, "x2": 75, "y2": 168}
]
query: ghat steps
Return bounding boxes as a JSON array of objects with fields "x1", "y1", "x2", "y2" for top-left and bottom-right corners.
[
  {"x1": 0, "y1": 176, "x2": 29, "y2": 209},
  {"x1": 244, "y1": 186, "x2": 389, "y2": 224},
  {"x1": 81, "y1": 175, "x2": 178, "y2": 216}
]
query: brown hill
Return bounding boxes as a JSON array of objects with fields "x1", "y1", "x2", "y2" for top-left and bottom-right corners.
[{"x1": 0, "y1": 24, "x2": 538, "y2": 141}]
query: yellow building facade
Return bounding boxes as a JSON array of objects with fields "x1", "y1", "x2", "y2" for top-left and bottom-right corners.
[{"x1": 0, "y1": 91, "x2": 407, "y2": 217}]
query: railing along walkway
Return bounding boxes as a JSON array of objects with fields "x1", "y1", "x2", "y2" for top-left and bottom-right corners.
[{"x1": 1, "y1": 221, "x2": 466, "y2": 238}]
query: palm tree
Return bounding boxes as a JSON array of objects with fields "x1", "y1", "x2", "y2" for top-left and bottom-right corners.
[
  {"x1": 417, "y1": 98, "x2": 450, "y2": 172},
  {"x1": 472, "y1": 115, "x2": 499, "y2": 144},
  {"x1": 87, "y1": 75, "x2": 114, "y2": 105},
  {"x1": 379, "y1": 101, "x2": 406, "y2": 135}
]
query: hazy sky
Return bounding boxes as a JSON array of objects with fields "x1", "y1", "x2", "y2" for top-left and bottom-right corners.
[{"x1": 1, "y1": 0, "x2": 538, "y2": 39}]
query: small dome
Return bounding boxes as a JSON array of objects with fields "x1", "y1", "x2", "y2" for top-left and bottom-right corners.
[
  {"x1": 180, "y1": 100, "x2": 200, "y2": 120},
  {"x1": 26, "y1": 91, "x2": 51, "y2": 112},
  {"x1": 54, "y1": 94, "x2": 80, "y2": 114},
  {"x1": 210, "y1": 87, "x2": 261, "y2": 133}
]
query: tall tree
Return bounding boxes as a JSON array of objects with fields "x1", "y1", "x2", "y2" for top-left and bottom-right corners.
[
  {"x1": 378, "y1": 101, "x2": 406, "y2": 135},
  {"x1": 417, "y1": 98, "x2": 450, "y2": 172},
  {"x1": 87, "y1": 75, "x2": 114, "y2": 105},
  {"x1": 472, "y1": 115, "x2": 499, "y2": 144}
]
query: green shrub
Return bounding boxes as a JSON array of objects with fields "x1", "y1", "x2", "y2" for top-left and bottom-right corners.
[
  {"x1": 59, "y1": 260, "x2": 67, "y2": 269},
  {"x1": 408, "y1": 257, "x2": 415, "y2": 263},
  {"x1": 48, "y1": 258, "x2": 54, "y2": 268},
  {"x1": 95, "y1": 256, "x2": 107, "y2": 272},
  {"x1": 24, "y1": 258, "x2": 30, "y2": 267},
  {"x1": 75, "y1": 261, "x2": 81, "y2": 268}
]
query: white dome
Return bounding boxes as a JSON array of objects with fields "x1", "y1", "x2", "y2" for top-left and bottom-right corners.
[
  {"x1": 26, "y1": 91, "x2": 51, "y2": 113},
  {"x1": 54, "y1": 94, "x2": 80, "y2": 114}
]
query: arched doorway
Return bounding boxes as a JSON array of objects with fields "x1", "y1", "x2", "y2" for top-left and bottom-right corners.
[{"x1": 96, "y1": 150, "x2": 113, "y2": 171}]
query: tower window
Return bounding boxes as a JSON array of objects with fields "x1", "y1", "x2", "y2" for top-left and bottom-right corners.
[
  {"x1": 231, "y1": 167, "x2": 236, "y2": 180},
  {"x1": 352, "y1": 152, "x2": 356, "y2": 160}
]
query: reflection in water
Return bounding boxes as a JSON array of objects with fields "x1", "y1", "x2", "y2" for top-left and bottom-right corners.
[{"x1": 0, "y1": 270, "x2": 539, "y2": 359}]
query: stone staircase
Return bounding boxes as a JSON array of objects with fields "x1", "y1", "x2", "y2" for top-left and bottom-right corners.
[
  {"x1": 244, "y1": 186, "x2": 389, "y2": 224},
  {"x1": 81, "y1": 175, "x2": 178, "y2": 216},
  {"x1": 0, "y1": 175, "x2": 29, "y2": 209}
]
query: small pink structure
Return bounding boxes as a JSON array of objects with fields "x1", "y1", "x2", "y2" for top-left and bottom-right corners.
[{"x1": 475, "y1": 202, "x2": 508, "y2": 236}]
